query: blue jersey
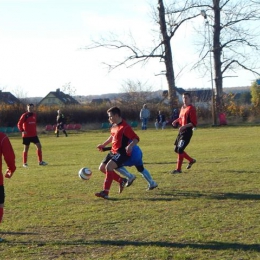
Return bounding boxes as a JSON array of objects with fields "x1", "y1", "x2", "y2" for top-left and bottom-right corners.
[{"x1": 123, "y1": 145, "x2": 143, "y2": 167}]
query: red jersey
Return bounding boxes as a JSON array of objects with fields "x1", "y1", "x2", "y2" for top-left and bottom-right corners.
[
  {"x1": 0, "y1": 132, "x2": 16, "y2": 185},
  {"x1": 178, "y1": 105, "x2": 197, "y2": 127},
  {"x1": 17, "y1": 112, "x2": 37, "y2": 137},
  {"x1": 110, "y1": 120, "x2": 139, "y2": 155}
]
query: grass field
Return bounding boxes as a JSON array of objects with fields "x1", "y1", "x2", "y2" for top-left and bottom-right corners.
[{"x1": 0, "y1": 126, "x2": 259, "y2": 260}]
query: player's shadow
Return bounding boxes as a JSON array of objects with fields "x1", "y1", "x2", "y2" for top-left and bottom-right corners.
[
  {"x1": 0, "y1": 231, "x2": 39, "y2": 235},
  {"x1": 156, "y1": 190, "x2": 260, "y2": 201},
  {"x1": 5, "y1": 239, "x2": 260, "y2": 253}
]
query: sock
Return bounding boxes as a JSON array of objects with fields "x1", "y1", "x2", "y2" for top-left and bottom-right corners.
[
  {"x1": 116, "y1": 167, "x2": 134, "y2": 179},
  {"x1": 182, "y1": 151, "x2": 193, "y2": 162},
  {"x1": 103, "y1": 170, "x2": 114, "y2": 192},
  {"x1": 23, "y1": 151, "x2": 27, "y2": 164},
  {"x1": 177, "y1": 153, "x2": 184, "y2": 170},
  {"x1": 0, "y1": 207, "x2": 3, "y2": 223},
  {"x1": 113, "y1": 171, "x2": 124, "y2": 183},
  {"x1": 140, "y1": 168, "x2": 153, "y2": 185},
  {"x1": 37, "y1": 149, "x2": 42, "y2": 162}
]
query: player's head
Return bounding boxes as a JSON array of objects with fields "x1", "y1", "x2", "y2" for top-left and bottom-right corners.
[
  {"x1": 57, "y1": 109, "x2": 61, "y2": 114},
  {"x1": 27, "y1": 103, "x2": 34, "y2": 112},
  {"x1": 107, "y1": 106, "x2": 121, "y2": 124},
  {"x1": 182, "y1": 92, "x2": 192, "y2": 106},
  {"x1": 143, "y1": 104, "x2": 147, "y2": 108}
]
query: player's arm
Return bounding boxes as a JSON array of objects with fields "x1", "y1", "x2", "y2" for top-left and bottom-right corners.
[
  {"x1": 17, "y1": 114, "x2": 25, "y2": 132},
  {"x1": 2, "y1": 136, "x2": 16, "y2": 178},
  {"x1": 97, "y1": 135, "x2": 113, "y2": 151}
]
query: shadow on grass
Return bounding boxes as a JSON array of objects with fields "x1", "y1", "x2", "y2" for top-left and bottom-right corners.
[
  {"x1": 5, "y1": 239, "x2": 260, "y2": 252},
  {"x1": 156, "y1": 190, "x2": 260, "y2": 201}
]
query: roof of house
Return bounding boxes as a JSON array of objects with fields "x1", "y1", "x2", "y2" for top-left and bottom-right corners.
[
  {"x1": 190, "y1": 89, "x2": 212, "y2": 102},
  {"x1": 38, "y1": 89, "x2": 79, "y2": 105},
  {"x1": 0, "y1": 91, "x2": 21, "y2": 104}
]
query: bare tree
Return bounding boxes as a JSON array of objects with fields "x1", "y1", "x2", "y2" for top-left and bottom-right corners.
[
  {"x1": 195, "y1": 0, "x2": 260, "y2": 119},
  {"x1": 84, "y1": 0, "x2": 198, "y2": 111},
  {"x1": 61, "y1": 82, "x2": 77, "y2": 96},
  {"x1": 119, "y1": 79, "x2": 153, "y2": 109}
]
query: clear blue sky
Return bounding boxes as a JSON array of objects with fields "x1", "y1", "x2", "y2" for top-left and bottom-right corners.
[{"x1": 0, "y1": 0, "x2": 258, "y2": 97}]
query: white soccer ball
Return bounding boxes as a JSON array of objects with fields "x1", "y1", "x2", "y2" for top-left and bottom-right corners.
[{"x1": 78, "y1": 167, "x2": 92, "y2": 180}]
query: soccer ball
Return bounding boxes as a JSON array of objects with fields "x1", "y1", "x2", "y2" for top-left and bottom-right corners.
[{"x1": 78, "y1": 167, "x2": 92, "y2": 180}]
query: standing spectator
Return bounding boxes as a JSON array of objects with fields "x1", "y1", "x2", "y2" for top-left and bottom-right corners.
[
  {"x1": 17, "y1": 104, "x2": 48, "y2": 167},
  {"x1": 96, "y1": 106, "x2": 139, "y2": 199},
  {"x1": 155, "y1": 111, "x2": 166, "y2": 130},
  {"x1": 171, "y1": 108, "x2": 179, "y2": 128},
  {"x1": 139, "y1": 104, "x2": 150, "y2": 130},
  {"x1": 56, "y1": 110, "x2": 68, "y2": 137},
  {"x1": 171, "y1": 92, "x2": 197, "y2": 173},
  {"x1": 0, "y1": 131, "x2": 16, "y2": 242}
]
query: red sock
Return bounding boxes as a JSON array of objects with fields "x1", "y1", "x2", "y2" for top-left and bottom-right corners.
[
  {"x1": 23, "y1": 152, "x2": 27, "y2": 164},
  {"x1": 182, "y1": 151, "x2": 193, "y2": 162},
  {"x1": 103, "y1": 170, "x2": 114, "y2": 193},
  {"x1": 0, "y1": 207, "x2": 3, "y2": 223},
  {"x1": 101, "y1": 170, "x2": 122, "y2": 183},
  {"x1": 37, "y1": 149, "x2": 42, "y2": 162},
  {"x1": 113, "y1": 172, "x2": 123, "y2": 183},
  {"x1": 177, "y1": 153, "x2": 184, "y2": 171}
]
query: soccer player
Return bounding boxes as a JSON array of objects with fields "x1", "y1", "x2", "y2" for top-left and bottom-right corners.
[
  {"x1": 0, "y1": 131, "x2": 16, "y2": 242},
  {"x1": 98, "y1": 145, "x2": 158, "y2": 191},
  {"x1": 17, "y1": 104, "x2": 48, "y2": 167},
  {"x1": 171, "y1": 92, "x2": 197, "y2": 173},
  {"x1": 96, "y1": 106, "x2": 139, "y2": 199},
  {"x1": 56, "y1": 110, "x2": 68, "y2": 137},
  {"x1": 116, "y1": 145, "x2": 158, "y2": 190}
]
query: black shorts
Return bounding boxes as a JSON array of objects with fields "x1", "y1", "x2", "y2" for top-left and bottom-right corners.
[
  {"x1": 0, "y1": 185, "x2": 5, "y2": 204},
  {"x1": 22, "y1": 136, "x2": 40, "y2": 145},
  {"x1": 102, "y1": 152, "x2": 130, "y2": 168},
  {"x1": 174, "y1": 129, "x2": 193, "y2": 154}
]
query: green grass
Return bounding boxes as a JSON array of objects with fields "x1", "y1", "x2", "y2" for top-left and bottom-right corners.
[{"x1": 0, "y1": 126, "x2": 260, "y2": 260}]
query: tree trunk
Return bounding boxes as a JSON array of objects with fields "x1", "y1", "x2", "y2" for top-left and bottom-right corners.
[
  {"x1": 158, "y1": 0, "x2": 178, "y2": 111},
  {"x1": 213, "y1": 0, "x2": 223, "y2": 119}
]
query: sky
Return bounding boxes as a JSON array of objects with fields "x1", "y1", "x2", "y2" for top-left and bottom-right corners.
[{"x1": 0, "y1": 0, "x2": 259, "y2": 98}]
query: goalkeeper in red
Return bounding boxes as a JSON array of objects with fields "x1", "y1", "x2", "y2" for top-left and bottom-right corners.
[
  {"x1": 96, "y1": 106, "x2": 139, "y2": 199},
  {"x1": 0, "y1": 131, "x2": 16, "y2": 242},
  {"x1": 171, "y1": 92, "x2": 197, "y2": 173}
]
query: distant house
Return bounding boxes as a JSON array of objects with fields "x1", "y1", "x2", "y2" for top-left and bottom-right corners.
[
  {"x1": 38, "y1": 88, "x2": 79, "y2": 106},
  {"x1": 0, "y1": 90, "x2": 21, "y2": 105},
  {"x1": 189, "y1": 89, "x2": 212, "y2": 108},
  {"x1": 91, "y1": 98, "x2": 111, "y2": 105}
]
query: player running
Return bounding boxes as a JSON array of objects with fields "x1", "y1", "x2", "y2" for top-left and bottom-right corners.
[{"x1": 96, "y1": 106, "x2": 139, "y2": 199}]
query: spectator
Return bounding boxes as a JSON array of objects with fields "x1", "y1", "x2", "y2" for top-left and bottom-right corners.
[
  {"x1": 155, "y1": 111, "x2": 166, "y2": 130},
  {"x1": 139, "y1": 104, "x2": 150, "y2": 130}
]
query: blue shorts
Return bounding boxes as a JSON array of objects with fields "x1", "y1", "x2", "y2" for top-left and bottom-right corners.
[{"x1": 123, "y1": 145, "x2": 143, "y2": 167}]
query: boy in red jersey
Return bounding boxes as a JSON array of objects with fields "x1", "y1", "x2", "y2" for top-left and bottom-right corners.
[
  {"x1": 171, "y1": 92, "x2": 197, "y2": 173},
  {"x1": 17, "y1": 104, "x2": 47, "y2": 167},
  {"x1": 0, "y1": 131, "x2": 16, "y2": 242},
  {"x1": 96, "y1": 106, "x2": 139, "y2": 199}
]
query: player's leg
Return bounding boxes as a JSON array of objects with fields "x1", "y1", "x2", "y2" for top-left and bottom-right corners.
[
  {"x1": 116, "y1": 167, "x2": 136, "y2": 187},
  {"x1": 22, "y1": 143, "x2": 30, "y2": 167},
  {"x1": 136, "y1": 165, "x2": 158, "y2": 190},
  {"x1": 35, "y1": 140, "x2": 47, "y2": 166},
  {"x1": 0, "y1": 185, "x2": 4, "y2": 242}
]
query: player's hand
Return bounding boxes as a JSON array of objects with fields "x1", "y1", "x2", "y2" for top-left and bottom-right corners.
[
  {"x1": 97, "y1": 144, "x2": 105, "y2": 152},
  {"x1": 5, "y1": 169, "x2": 13, "y2": 178}
]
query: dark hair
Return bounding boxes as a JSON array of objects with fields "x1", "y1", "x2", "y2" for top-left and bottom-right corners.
[
  {"x1": 27, "y1": 103, "x2": 34, "y2": 107},
  {"x1": 183, "y1": 92, "x2": 191, "y2": 98},
  {"x1": 107, "y1": 106, "x2": 121, "y2": 116}
]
